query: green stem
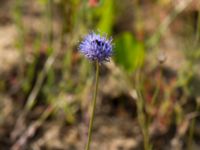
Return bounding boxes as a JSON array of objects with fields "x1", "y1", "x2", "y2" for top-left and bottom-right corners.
[
  {"x1": 187, "y1": 104, "x2": 199, "y2": 150},
  {"x1": 136, "y1": 70, "x2": 151, "y2": 150},
  {"x1": 85, "y1": 60, "x2": 100, "y2": 150},
  {"x1": 151, "y1": 66, "x2": 162, "y2": 105},
  {"x1": 187, "y1": 10, "x2": 200, "y2": 150}
]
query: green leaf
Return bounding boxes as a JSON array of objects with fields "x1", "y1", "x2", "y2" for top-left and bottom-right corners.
[
  {"x1": 96, "y1": 0, "x2": 114, "y2": 35},
  {"x1": 114, "y1": 32, "x2": 145, "y2": 73}
]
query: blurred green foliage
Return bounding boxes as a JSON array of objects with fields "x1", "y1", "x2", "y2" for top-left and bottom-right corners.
[
  {"x1": 114, "y1": 32, "x2": 145, "y2": 73},
  {"x1": 96, "y1": 0, "x2": 114, "y2": 35}
]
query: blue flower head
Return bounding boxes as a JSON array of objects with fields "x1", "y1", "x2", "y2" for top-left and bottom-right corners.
[{"x1": 79, "y1": 32, "x2": 113, "y2": 63}]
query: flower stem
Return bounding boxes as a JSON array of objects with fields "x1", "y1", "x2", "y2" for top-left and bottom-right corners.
[{"x1": 85, "y1": 60, "x2": 99, "y2": 150}]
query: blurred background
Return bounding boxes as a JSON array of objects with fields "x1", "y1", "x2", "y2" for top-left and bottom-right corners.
[{"x1": 0, "y1": 0, "x2": 200, "y2": 149}]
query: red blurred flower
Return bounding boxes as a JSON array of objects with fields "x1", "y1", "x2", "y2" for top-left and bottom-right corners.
[{"x1": 88, "y1": 0, "x2": 99, "y2": 7}]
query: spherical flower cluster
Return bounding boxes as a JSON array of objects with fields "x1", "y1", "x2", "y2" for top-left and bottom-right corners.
[{"x1": 79, "y1": 32, "x2": 113, "y2": 63}]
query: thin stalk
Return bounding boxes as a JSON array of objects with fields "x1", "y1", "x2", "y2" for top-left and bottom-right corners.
[
  {"x1": 135, "y1": 70, "x2": 151, "y2": 150},
  {"x1": 13, "y1": 0, "x2": 25, "y2": 79},
  {"x1": 187, "y1": 10, "x2": 200, "y2": 150},
  {"x1": 47, "y1": 0, "x2": 53, "y2": 46},
  {"x1": 194, "y1": 10, "x2": 200, "y2": 46},
  {"x1": 85, "y1": 60, "x2": 100, "y2": 150},
  {"x1": 187, "y1": 104, "x2": 199, "y2": 150},
  {"x1": 151, "y1": 66, "x2": 162, "y2": 105}
]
